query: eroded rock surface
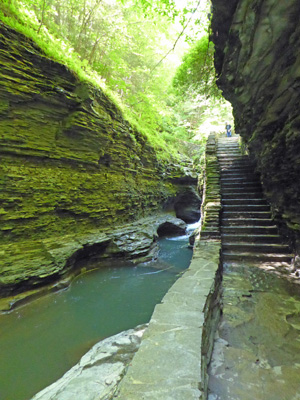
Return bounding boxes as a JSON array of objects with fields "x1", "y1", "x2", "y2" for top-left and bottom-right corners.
[
  {"x1": 174, "y1": 186, "x2": 201, "y2": 223},
  {"x1": 32, "y1": 324, "x2": 147, "y2": 400},
  {"x1": 208, "y1": 263, "x2": 300, "y2": 400},
  {"x1": 0, "y1": 214, "x2": 186, "y2": 309},
  {"x1": 0, "y1": 23, "x2": 198, "y2": 293},
  {"x1": 211, "y1": 0, "x2": 300, "y2": 249}
]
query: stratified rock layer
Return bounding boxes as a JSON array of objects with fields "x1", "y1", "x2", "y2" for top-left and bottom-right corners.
[
  {"x1": 0, "y1": 23, "x2": 198, "y2": 293},
  {"x1": 211, "y1": 0, "x2": 300, "y2": 249}
]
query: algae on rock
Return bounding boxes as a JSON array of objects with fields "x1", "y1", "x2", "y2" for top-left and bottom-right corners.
[{"x1": 0, "y1": 23, "x2": 200, "y2": 296}]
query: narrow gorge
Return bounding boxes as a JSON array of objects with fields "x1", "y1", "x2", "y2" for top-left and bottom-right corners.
[{"x1": 1, "y1": 0, "x2": 300, "y2": 398}]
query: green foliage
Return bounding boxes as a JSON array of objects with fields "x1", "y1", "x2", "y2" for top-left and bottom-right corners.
[
  {"x1": 128, "y1": 0, "x2": 178, "y2": 20},
  {"x1": 0, "y1": 0, "x2": 232, "y2": 161},
  {"x1": 173, "y1": 35, "x2": 222, "y2": 99},
  {"x1": 170, "y1": 32, "x2": 233, "y2": 139}
]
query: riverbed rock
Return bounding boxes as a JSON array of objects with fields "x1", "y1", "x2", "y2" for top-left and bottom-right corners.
[
  {"x1": 31, "y1": 324, "x2": 147, "y2": 400},
  {"x1": 211, "y1": 0, "x2": 300, "y2": 248},
  {"x1": 0, "y1": 23, "x2": 199, "y2": 294},
  {"x1": 174, "y1": 186, "x2": 201, "y2": 223},
  {"x1": 0, "y1": 214, "x2": 186, "y2": 305},
  {"x1": 157, "y1": 220, "x2": 186, "y2": 237}
]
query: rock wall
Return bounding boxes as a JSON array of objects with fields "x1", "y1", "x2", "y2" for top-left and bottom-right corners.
[
  {"x1": 211, "y1": 0, "x2": 300, "y2": 249},
  {"x1": 0, "y1": 23, "x2": 199, "y2": 295}
]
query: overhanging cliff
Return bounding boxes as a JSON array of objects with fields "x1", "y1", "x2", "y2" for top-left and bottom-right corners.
[
  {"x1": 211, "y1": 0, "x2": 300, "y2": 250},
  {"x1": 0, "y1": 23, "x2": 200, "y2": 295}
]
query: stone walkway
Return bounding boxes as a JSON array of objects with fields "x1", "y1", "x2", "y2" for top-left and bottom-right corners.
[{"x1": 208, "y1": 136, "x2": 298, "y2": 400}]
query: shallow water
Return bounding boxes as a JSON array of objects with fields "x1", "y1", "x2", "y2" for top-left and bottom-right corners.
[
  {"x1": 208, "y1": 263, "x2": 300, "y2": 400},
  {"x1": 0, "y1": 230, "x2": 196, "y2": 400}
]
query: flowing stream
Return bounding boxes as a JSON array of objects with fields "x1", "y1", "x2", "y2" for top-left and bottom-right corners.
[{"x1": 0, "y1": 222, "x2": 198, "y2": 400}]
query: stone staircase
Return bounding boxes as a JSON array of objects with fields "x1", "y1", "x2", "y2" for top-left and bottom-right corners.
[{"x1": 217, "y1": 136, "x2": 292, "y2": 264}]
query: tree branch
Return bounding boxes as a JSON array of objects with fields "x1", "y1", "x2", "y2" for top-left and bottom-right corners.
[{"x1": 150, "y1": 0, "x2": 202, "y2": 73}]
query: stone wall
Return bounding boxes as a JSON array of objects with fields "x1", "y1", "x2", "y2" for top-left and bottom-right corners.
[
  {"x1": 0, "y1": 23, "x2": 199, "y2": 295},
  {"x1": 211, "y1": 0, "x2": 300, "y2": 250}
]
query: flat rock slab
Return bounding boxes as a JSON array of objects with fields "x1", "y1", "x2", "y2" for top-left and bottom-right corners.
[
  {"x1": 32, "y1": 325, "x2": 147, "y2": 400},
  {"x1": 114, "y1": 240, "x2": 221, "y2": 400}
]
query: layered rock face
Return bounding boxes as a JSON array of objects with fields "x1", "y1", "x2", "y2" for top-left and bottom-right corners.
[
  {"x1": 211, "y1": 0, "x2": 300, "y2": 248},
  {"x1": 0, "y1": 24, "x2": 199, "y2": 294}
]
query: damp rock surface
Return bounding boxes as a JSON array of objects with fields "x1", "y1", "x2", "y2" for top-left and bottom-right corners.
[
  {"x1": 211, "y1": 0, "x2": 300, "y2": 247},
  {"x1": 0, "y1": 23, "x2": 199, "y2": 293},
  {"x1": 32, "y1": 325, "x2": 148, "y2": 400},
  {"x1": 208, "y1": 263, "x2": 300, "y2": 400}
]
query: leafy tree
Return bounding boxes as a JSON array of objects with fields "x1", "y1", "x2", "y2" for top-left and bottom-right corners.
[
  {"x1": 0, "y1": 0, "x2": 232, "y2": 158},
  {"x1": 173, "y1": 35, "x2": 221, "y2": 100}
]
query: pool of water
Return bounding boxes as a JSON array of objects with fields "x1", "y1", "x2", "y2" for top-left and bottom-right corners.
[
  {"x1": 208, "y1": 262, "x2": 300, "y2": 400},
  {"x1": 0, "y1": 228, "x2": 196, "y2": 400}
]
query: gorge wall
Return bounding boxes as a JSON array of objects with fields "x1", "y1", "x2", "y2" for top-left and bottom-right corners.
[
  {"x1": 0, "y1": 23, "x2": 200, "y2": 296},
  {"x1": 211, "y1": 0, "x2": 300, "y2": 250}
]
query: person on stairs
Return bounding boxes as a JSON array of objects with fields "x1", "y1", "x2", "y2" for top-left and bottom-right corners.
[{"x1": 225, "y1": 122, "x2": 232, "y2": 137}]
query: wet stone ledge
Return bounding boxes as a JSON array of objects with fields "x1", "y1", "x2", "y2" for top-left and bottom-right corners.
[{"x1": 32, "y1": 325, "x2": 148, "y2": 400}]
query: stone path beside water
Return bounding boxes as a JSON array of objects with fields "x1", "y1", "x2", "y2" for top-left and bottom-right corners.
[{"x1": 208, "y1": 136, "x2": 299, "y2": 400}]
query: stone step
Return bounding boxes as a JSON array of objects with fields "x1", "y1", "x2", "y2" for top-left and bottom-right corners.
[
  {"x1": 218, "y1": 143, "x2": 240, "y2": 145},
  {"x1": 218, "y1": 152, "x2": 242, "y2": 155},
  {"x1": 218, "y1": 155, "x2": 242, "y2": 159},
  {"x1": 221, "y1": 182, "x2": 262, "y2": 189},
  {"x1": 219, "y1": 177, "x2": 261, "y2": 185},
  {"x1": 220, "y1": 172, "x2": 259, "y2": 179},
  {"x1": 221, "y1": 225, "x2": 278, "y2": 234},
  {"x1": 220, "y1": 166, "x2": 256, "y2": 173},
  {"x1": 220, "y1": 178, "x2": 260, "y2": 184},
  {"x1": 222, "y1": 234, "x2": 283, "y2": 244},
  {"x1": 222, "y1": 242, "x2": 290, "y2": 253},
  {"x1": 221, "y1": 186, "x2": 262, "y2": 193},
  {"x1": 222, "y1": 193, "x2": 264, "y2": 199},
  {"x1": 222, "y1": 251, "x2": 293, "y2": 263},
  {"x1": 222, "y1": 211, "x2": 271, "y2": 218},
  {"x1": 222, "y1": 199, "x2": 267, "y2": 206},
  {"x1": 218, "y1": 158, "x2": 248, "y2": 162},
  {"x1": 201, "y1": 230, "x2": 220, "y2": 239},
  {"x1": 223, "y1": 204, "x2": 270, "y2": 212},
  {"x1": 222, "y1": 218, "x2": 274, "y2": 226},
  {"x1": 219, "y1": 162, "x2": 253, "y2": 167},
  {"x1": 218, "y1": 154, "x2": 250, "y2": 159},
  {"x1": 217, "y1": 146, "x2": 241, "y2": 150}
]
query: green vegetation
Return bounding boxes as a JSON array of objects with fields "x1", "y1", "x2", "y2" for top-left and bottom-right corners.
[
  {"x1": 172, "y1": 34, "x2": 233, "y2": 139},
  {"x1": 0, "y1": 0, "x2": 232, "y2": 159}
]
